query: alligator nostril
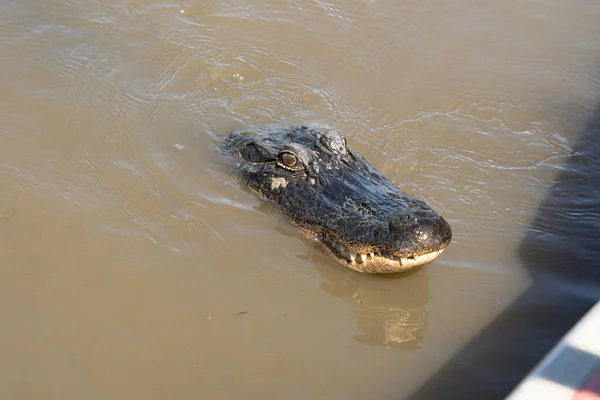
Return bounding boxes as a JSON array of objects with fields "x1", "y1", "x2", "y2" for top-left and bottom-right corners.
[
  {"x1": 417, "y1": 217, "x2": 436, "y2": 228},
  {"x1": 415, "y1": 216, "x2": 452, "y2": 246},
  {"x1": 388, "y1": 209, "x2": 417, "y2": 233}
]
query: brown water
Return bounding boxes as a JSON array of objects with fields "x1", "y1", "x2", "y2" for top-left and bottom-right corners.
[{"x1": 1, "y1": 0, "x2": 600, "y2": 399}]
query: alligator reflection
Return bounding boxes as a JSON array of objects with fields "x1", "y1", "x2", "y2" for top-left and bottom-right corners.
[{"x1": 307, "y1": 251, "x2": 429, "y2": 349}]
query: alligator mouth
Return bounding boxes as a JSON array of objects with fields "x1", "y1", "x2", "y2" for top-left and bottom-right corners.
[
  {"x1": 344, "y1": 250, "x2": 445, "y2": 272},
  {"x1": 298, "y1": 227, "x2": 448, "y2": 274}
]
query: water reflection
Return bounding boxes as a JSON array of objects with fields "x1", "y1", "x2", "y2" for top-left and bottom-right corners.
[{"x1": 307, "y1": 251, "x2": 430, "y2": 349}]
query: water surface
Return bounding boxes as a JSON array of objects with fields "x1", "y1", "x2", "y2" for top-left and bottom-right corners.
[{"x1": 1, "y1": 0, "x2": 600, "y2": 398}]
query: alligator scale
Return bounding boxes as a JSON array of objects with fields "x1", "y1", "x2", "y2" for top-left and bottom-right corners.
[{"x1": 222, "y1": 125, "x2": 452, "y2": 273}]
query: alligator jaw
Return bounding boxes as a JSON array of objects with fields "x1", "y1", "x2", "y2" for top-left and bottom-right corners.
[
  {"x1": 299, "y1": 227, "x2": 448, "y2": 274},
  {"x1": 344, "y1": 249, "x2": 445, "y2": 273}
]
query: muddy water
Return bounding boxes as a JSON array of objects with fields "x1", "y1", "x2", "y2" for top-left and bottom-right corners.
[{"x1": 1, "y1": 0, "x2": 600, "y2": 398}]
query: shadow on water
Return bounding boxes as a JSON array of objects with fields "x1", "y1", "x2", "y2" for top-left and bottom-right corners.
[{"x1": 407, "y1": 98, "x2": 600, "y2": 397}]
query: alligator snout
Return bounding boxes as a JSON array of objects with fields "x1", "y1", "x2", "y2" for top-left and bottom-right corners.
[
  {"x1": 388, "y1": 209, "x2": 419, "y2": 231},
  {"x1": 388, "y1": 210, "x2": 452, "y2": 257}
]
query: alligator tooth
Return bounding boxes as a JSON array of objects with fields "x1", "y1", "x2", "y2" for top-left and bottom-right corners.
[
  {"x1": 349, "y1": 253, "x2": 356, "y2": 262},
  {"x1": 369, "y1": 252, "x2": 374, "y2": 259},
  {"x1": 400, "y1": 257, "x2": 407, "y2": 266},
  {"x1": 360, "y1": 253, "x2": 367, "y2": 263}
]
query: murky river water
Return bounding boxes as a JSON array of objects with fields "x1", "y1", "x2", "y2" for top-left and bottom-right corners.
[{"x1": 1, "y1": 0, "x2": 600, "y2": 399}]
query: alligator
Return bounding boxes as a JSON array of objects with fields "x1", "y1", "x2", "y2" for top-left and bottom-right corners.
[{"x1": 222, "y1": 125, "x2": 452, "y2": 273}]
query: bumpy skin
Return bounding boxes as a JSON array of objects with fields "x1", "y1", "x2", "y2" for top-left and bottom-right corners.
[{"x1": 222, "y1": 125, "x2": 452, "y2": 273}]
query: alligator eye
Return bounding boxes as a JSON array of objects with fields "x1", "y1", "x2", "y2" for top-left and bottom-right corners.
[
  {"x1": 277, "y1": 151, "x2": 301, "y2": 170},
  {"x1": 281, "y1": 152, "x2": 297, "y2": 167}
]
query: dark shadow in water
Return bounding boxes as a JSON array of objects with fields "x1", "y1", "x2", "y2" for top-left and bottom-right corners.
[{"x1": 407, "y1": 101, "x2": 600, "y2": 398}]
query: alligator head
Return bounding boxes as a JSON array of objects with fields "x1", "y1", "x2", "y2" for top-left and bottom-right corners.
[{"x1": 222, "y1": 125, "x2": 452, "y2": 273}]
